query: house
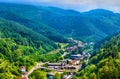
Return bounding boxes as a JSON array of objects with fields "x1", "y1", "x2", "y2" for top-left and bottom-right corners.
[
  {"x1": 69, "y1": 60, "x2": 80, "y2": 65},
  {"x1": 66, "y1": 46, "x2": 77, "y2": 52},
  {"x1": 20, "y1": 66, "x2": 26, "y2": 73},
  {"x1": 47, "y1": 63, "x2": 63, "y2": 66},
  {"x1": 47, "y1": 63, "x2": 64, "y2": 69},
  {"x1": 78, "y1": 41, "x2": 83, "y2": 47},
  {"x1": 62, "y1": 59, "x2": 72, "y2": 64},
  {"x1": 68, "y1": 38, "x2": 74, "y2": 42},
  {"x1": 64, "y1": 65, "x2": 76, "y2": 70},
  {"x1": 84, "y1": 53, "x2": 91, "y2": 58},
  {"x1": 71, "y1": 54, "x2": 83, "y2": 60},
  {"x1": 20, "y1": 74, "x2": 28, "y2": 79}
]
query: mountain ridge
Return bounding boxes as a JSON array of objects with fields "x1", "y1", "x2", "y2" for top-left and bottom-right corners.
[{"x1": 0, "y1": 3, "x2": 120, "y2": 42}]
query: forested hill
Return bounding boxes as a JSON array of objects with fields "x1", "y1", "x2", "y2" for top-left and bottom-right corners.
[
  {"x1": 94, "y1": 31, "x2": 120, "y2": 49},
  {"x1": 0, "y1": 3, "x2": 120, "y2": 42},
  {"x1": 0, "y1": 18, "x2": 58, "y2": 50},
  {"x1": 0, "y1": 18, "x2": 60, "y2": 78},
  {"x1": 0, "y1": 11, "x2": 67, "y2": 42},
  {"x1": 74, "y1": 32, "x2": 120, "y2": 79}
]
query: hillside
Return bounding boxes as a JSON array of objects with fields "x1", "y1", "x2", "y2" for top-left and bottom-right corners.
[
  {"x1": 73, "y1": 32, "x2": 120, "y2": 79},
  {"x1": 0, "y1": 2, "x2": 120, "y2": 79},
  {"x1": 0, "y1": 18, "x2": 59, "y2": 78},
  {"x1": 0, "y1": 18, "x2": 58, "y2": 50},
  {"x1": 0, "y1": 4, "x2": 67, "y2": 43},
  {"x1": 0, "y1": 3, "x2": 120, "y2": 42}
]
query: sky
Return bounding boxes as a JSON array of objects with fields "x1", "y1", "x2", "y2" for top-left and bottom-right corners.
[{"x1": 0, "y1": 0, "x2": 120, "y2": 13}]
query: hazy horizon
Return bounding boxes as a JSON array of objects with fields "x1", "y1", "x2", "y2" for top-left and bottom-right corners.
[{"x1": 0, "y1": 0, "x2": 120, "y2": 13}]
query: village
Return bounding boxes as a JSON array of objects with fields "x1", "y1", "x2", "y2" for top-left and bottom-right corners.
[{"x1": 20, "y1": 38, "x2": 94, "y2": 79}]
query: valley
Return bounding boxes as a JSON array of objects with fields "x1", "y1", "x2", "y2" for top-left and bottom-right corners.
[
  {"x1": 0, "y1": 2, "x2": 120, "y2": 79},
  {"x1": 0, "y1": 3, "x2": 120, "y2": 42},
  {"x1": 19, "y1": 38, "x2": 94, "y2": 79}
]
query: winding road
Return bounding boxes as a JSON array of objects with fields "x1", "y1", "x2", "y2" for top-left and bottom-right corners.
[{"x1": 26, "y1": 63, "x2": 64, "y2": 78}]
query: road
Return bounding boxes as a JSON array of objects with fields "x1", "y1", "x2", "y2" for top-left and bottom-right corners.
[
  {"x1": 25, "y1": 56, "x2": 82, "y2": 78},
  {"x1": 24, "y1": 43, "x2": 83, "y2": 79},
  {"x1": 47, "y1": 49, "x2": 61, "y2": 55},
  {"x1": 65, "y1": 75, "x2": 74, "y2": 79},
  {"x1": 25, "y1": 48, "x2": 66, "y2": 78},
  {"x1": 26, "y1": 63, "x2": 64, "y2": 78},
  {"x1": 62, "y1": 52, "x2": 68, "y2": 57}
]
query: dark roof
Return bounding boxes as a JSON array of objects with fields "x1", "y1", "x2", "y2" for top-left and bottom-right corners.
[
  {"x1": 20, "y1": 66, "x2": 25, "y2": 68},
  {"x1": 48, "y1": 63, "x2": 62, "y2": 66}
]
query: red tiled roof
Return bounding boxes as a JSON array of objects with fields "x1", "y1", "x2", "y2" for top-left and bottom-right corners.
[{"x1": 19, "y1": 77, "x2": 27, "y2": 79}]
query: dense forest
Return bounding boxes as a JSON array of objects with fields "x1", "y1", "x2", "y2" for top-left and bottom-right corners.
[
  {"x1": 0, "y1": 3, "x2": 120, "y2": 42},
  {"x1": 0, "y1": 11, "x2": 67, "y2": 43},
  {"x1": 73, "y1": 32, "x2": 120, "y2": 79},
  {"x1": 0, "y1": 18, "x2": 62, "y2": 78}
]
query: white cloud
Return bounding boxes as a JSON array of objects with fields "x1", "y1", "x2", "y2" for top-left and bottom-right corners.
[
  {"x1": 0, "y1": 0, "x2": 120, "y2": 12},
  {"x1": 28, "y1": 0, "x2": 52, "y2": 3},
  {"x1": 54, "y1": 0, "x2": 120, "y2": 12}
]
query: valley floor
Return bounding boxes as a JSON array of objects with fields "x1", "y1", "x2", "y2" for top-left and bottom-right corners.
[{"x1": 20, "y1": 38, "x2": 94, "y2": 79}]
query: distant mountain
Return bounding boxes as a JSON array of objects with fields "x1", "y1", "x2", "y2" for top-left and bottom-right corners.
[
  {"x1": 0, "y1": 11, "x2": 67, "y2": 42},
  {"x1": 0, "y1": 18, "x2": 58, "y2": 51},
  {"x1": 94, "y1": 31, "x2": 120, "y2": 49},
  {"x1": 0, "y1": 3, "x2": 120, "y2": 42}
]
